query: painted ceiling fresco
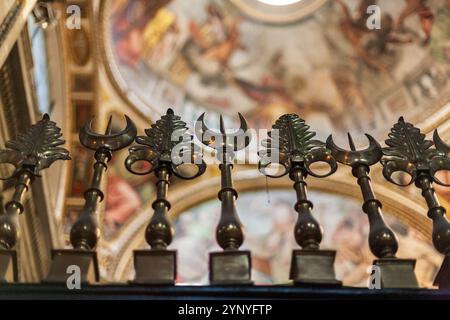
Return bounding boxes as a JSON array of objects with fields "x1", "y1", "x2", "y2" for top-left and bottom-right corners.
[
  {"x1": 103, "y1": 0, "x2": 450, "y2": 139},
  {"x1": 128, "y1": 190, "x2": 442, "y2": 287}
]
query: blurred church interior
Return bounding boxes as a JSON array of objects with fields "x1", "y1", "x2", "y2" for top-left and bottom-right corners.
[{"x1": 0, "y1": 0, "x2": 449, "y2": 298}]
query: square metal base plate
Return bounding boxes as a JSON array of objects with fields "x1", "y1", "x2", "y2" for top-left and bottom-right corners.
[
  {"x1": 433, "y1": 253, "x2": 450, "y2": 289},
  {"x1": 209, "y1": 250, "x2": 253, "y2": 285},
  {"x1": 373, "y1": 258, "x2": 418, "y2": 288},
  {"x1": 131, "y1": 249, "x2": 176, "y2": 285},
  {"x1": 44, "y1": 249, "x2": 99, "y2": 284},
  {"x1": 290, "y1": 249, "x2": 341, "y2": 286},
  {"x1": 0, "y1": 250, "x2": 18, "y2": 283}
]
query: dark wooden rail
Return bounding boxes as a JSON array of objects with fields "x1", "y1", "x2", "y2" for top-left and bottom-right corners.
[{"x1": 0, "y1": 284, "x2": 449, "y2": 300}]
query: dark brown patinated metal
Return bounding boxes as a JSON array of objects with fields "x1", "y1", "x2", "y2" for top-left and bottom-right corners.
[
  {"x1": 195, "y1": 112, "x2": 252, "y2": 285},
  {"x1": 0, "y1": 114, "x2": 70, "y2": 282},
  {"x1": 71, "y1": 115, "x2": 137, "y2": 250},
  {"x1": 46, "y1": 114, "x2": 136, "y2": 285},
  {"x1": 381, "y1": 117, "x2": 450, "y2": 289},
  {"x1": 327, "y1": 133, "x2": 418, "y2": 288},
  {"x1": 259, "y1": 114, "x2": 340, "y2": 286},
  {"x1": 126, "y1": 109, "x2": 206, "y2": 284}
]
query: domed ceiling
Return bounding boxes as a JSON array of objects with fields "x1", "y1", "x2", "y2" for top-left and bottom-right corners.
[{"x1": 100, "y1": 0, "x2": 450, "y2": 139}]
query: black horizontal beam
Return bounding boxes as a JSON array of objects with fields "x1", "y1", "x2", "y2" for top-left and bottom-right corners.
[{"x1": 0, "y1": 283, "x2": 449, "y2": 300}]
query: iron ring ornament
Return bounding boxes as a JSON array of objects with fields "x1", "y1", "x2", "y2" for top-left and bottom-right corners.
[
  {"x1": 380, "y1": 117, "x2": 450, "y2": 187},
  {"x1": 258, "y1": 114, "x2": 337, "y2": 178},
  {"x1": 125, "y1": 109, "x2": 206, "y2": 180}
]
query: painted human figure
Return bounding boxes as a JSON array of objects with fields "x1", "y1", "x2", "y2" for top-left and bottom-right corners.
[{"x1": 396, "y1": 0, "x2": 435, "y2": 45}]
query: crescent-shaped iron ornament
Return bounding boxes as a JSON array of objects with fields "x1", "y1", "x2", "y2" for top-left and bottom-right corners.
[
  {"x1": 195, "y1": 112, "x2": 251, "y2": 152},
  {"x1": 434, "y1": 129, "x2": 450, "y2": 155},
  {"x1": 326, "y1": 134, "x2": 382, "y2": 167},
  {"x1": 79, "y1": 115, "x2": 137, "y2": 151}
]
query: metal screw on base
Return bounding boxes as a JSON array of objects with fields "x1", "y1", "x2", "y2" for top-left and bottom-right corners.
[{"x1": 327, "y1": 133, "x2": 418, "y2": 288}]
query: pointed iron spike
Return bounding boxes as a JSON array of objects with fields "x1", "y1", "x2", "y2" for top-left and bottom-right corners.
[
  {"x1": 43, "y1": 113, "x2": 50, "y2": 121},
  {"x1": 86, "y1": 116, "x2": 95, "y2": 132},
  {"x1": 364, "y1": 133, "x2": 382, "y2": 150},
  {"x1": 195, "y1": 113, "x2": 213, "y2": 146},
  {"x1": 219, "y1": 115, "x2": 226, "y2": 135},
  {"x1": 167, "y1": 108, "x2": 174, "y2": 115},
  {"x1": 326, "y1": 135, "x2": 346, "y2": 153},
  {"x1": 434, "y1": 129, "x2": 450, "y2": 154},
  {"x1": 238, "y1": 112, "x2": 248, "y2": 133},
  {"x1": 198, "y1": 113, "x2": 207, "y2": 133},
  {"x1": 347, "y1": 133, "x2": 356, "y2": 151},
  {"x1": 105, "y1": 115, "x2": 113, "y2": 135},
  {"x1": 398, "y1": 116, "x2": 405, "y2": 123}
]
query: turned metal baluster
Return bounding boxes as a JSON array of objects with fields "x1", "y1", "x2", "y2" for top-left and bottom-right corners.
[
  {"x1": 380, "y1": 117, "x2": 450, "y2": 288},
  {"x1": 290, "y1": 167, "x2": 322, "y2": 250},
  {"x1": 217, "y1": 159, "x2": 244, "y2": 251},
  {"x1": 125, "y1": 109, "x2": 206, "y2": 284},
  {"x1": 198, "y1": 114, "x2": 249, "y2": 252},
  {"x1": 147, "y1": 165, "x2": 172, "y2": 250},
  {"x1": 327, "y1": 133, "x2": 398, "y2": 258},
  {"x1": 0, "y1": 172, "x2": 31, "y2": 250},
  {"x1": 415, "y1": 174, "x2": 450, "y2": 254},
  {"x1": 195, "y1": 113, "x2": 252, "y2": 284},
  {"x1": 0, "y1": 114, "x2": 70, "y2": 282},
  {"x1": 328, "y1": 133, "x2": 418, "y2": 287},
  {"x1": 45, "y1": 115, "x2": 136, "y2": 284},
  {"x1": 71, "y1": 115, "x2": 137, "y2": 250}
]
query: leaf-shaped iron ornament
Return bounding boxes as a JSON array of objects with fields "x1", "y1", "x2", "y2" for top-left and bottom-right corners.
[
  {"x1": 125, "y1": 109, "x2": 206, "y2": 284},
  {"x1": 0, "y1": 114, "x2": 70, "y2": 180},
  {"x1": 259, "y1": 114, "x2": 337, "y2": 178},
  {"x1": 381, "y1": 117, "x2": 450, "y2": 288},
  {"x1": 381, "y1": 117, "x2": 450, "y2": 186},
  {"x1": 0, "y1": 114, "x2": 70, "y2": 252},
  {"x1": 259, "y1": 114, "x2": 340, "y2": 286},
  {"x1": 126, "y1": 109, "x2": 206, "y2": 179}
]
